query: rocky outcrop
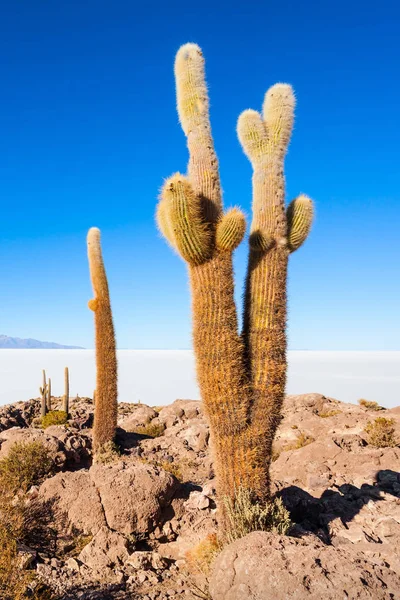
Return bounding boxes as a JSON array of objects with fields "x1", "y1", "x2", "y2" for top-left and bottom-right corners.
[
  {"x1": 209, "y1": 531, "x2": 400, "y2": 599},
  {"x1": 0, "y1": 393, "x2": 399, "y2": 599}
]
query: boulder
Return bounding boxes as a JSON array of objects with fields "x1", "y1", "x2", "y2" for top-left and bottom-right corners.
[{"x1": 210, "y1": 531, "x2": 400, "y2": 600}]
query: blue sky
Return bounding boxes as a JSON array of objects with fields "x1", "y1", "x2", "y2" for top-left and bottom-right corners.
[{"x1": 0, "y1": 0, "x2": 399, "y2": 350}]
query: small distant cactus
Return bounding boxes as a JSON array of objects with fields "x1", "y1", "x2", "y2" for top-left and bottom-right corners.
[
  {"x1": 63, "y1": 367, "x2": 69, "y2": 415},
  {"x1": 87, "y1": 227, "x2": 118, "y2": 454},
  {"x1": 157, "y1": 44, "x2": 314, "y2": 530},
  {"x1": 46, "y1": 377, "x2": 52, "y2": 411},
  {"x1": 40, "y1": 369, "x2": 48, "y2": 417}
]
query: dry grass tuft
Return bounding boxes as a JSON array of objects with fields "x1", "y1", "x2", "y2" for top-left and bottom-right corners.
[
  {"x1": 133, "y1": 422, "x2": 165, "y2": 438},
  {"x1": 41, "y1": 410, "x2": 68, "y2": 429},
  {"x1": 223, "y1": 487, "x2": 292, "y2": 544},
  {"x1": 365, "y1": 417, "x2": 397, "y2": 448},
  {"x1": 318, "y1": 410, "x2": 342, "y2": 418},
  {"x1": 359, "y1": 399, "x2": 385, "y2": 411},
  {"x1": 186, "y1": 533, "x2": 221, "y2": 577},
  {"x1": 284, "y1": 431, "x2": 315, "y2": 451}
]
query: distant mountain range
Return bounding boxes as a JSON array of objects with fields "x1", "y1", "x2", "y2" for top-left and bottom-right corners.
[{"x1": 0, "y1": 335, "x2": 84, "y2": 349}]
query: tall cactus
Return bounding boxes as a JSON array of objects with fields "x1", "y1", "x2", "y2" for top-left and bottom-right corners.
[
  {"x1": 87, "y1": 227, "x2": 118, "y2": 454},
  {"x1": 46, "y1": 377, "x2": 52, "y2": 411},
  {"x1": 40, "y1": 369, "x2": 47, "y2": 418},
  {"x1": 63, "y1": 367, "x2": 69, "y2": 415},
  {"x1": 157, "y1": 44, "x2": 313, "y2": 512}
]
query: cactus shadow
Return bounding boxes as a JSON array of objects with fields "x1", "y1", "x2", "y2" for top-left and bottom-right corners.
[{"x1": 278, "y1": 469, "x2": 399, "y2": 543}]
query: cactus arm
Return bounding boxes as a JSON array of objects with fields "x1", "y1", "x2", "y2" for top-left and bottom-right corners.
[
  {"x1": 216, "y1": 208, "x2": 246, "y2": 252},
  {"x1": 175, "y1": 44, "x2": 222, "y2": 224},
  {"x1": 160, "y1": 174, "x2": 213, "y2": 265},
  {"x1": 286, "y1": 194, "x2": 314, "y2": 252},
  {"x1": 87, "y1": 227, "x2": 118, "y2": 453}
]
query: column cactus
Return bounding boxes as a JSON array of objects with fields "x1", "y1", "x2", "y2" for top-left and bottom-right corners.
[
  {"x1": 157, "y1": 44, "x2": 314, "y2": 514},
  {"x1": 63, "y1": 367, "x2": 69, "y2": 415},
  {"x1": 40, "y1": 369, "x2": 47, "y2": 418},
  {"x1": 46, "y1": 377, "x2": 52, "y2": 411},
  {"x1": 87, "y1": 227, "x2": 118, "y2": 454}
]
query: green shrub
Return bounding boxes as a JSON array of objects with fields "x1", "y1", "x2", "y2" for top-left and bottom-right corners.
[
  {"x1": 0, "y1": 442, "x2": 56, "y2": 600},
  {"x1": 0, "y1": 441, "x2": 54, "y2": 494},
  {"x1": 358, "y1": 399, "x2": 384, "y2": 411},
  {"x1": 41, "y1": 410, "x2": 68, "y2": 429},
  {"x1": 223, "y1": 487, "x2": 292, "y2": 544},
  {"x1": 95, "y1": 440, "x2": 121, "y2": 464},
  {"x1": 365, "y1": 418, "x2": 397, "y2": 448}
]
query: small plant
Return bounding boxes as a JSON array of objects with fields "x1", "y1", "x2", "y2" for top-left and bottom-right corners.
[
  {"x1": 284, "y1": 432, "x2": 315, "y2": 451},
  {"x1": 41, "y1": 410, "x2": 68, "y2": 429},
  {"x1": 318, "y1": 409, "x2": 342, "y2": 418},
  {"x1": 0, "y1": 442, "x2": 56, "y2": 600},
  {"x1": 365, "y1": 418, "x2": 397, "y2": 448},
  {"x1": 359, "y1": 398, "x2": 384, "y2": 411},
  {"x1": 0, "y1": 441, "x2": 54, "y2": 494},
  {"x1": 94, "y1": 440, "x2": 121, "y2": 464},
  {"x1": 158, "y1": 460, "x2": 183, "y2": 482},
  {"x1": 186, "y1": 533, "x2": 222, "y2": 577},
  {"x1": 133, "y1": 423, "x2": 165, "y2": 438},
  {"x1": 223, "y1": 487, "x2": 292, "y2": 544},
  {"x1": 0, "y1": 528, "x2": 33, "y2": 600},
  {"x1": 66, "y1": 534, "x2": 93, "y2": 558}
]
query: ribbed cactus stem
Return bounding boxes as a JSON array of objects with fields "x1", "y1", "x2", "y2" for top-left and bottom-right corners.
[
  {"x1": 63, "y1": 367, "x2": 69, "y2": 415},
  {"x1": 87, "y1": 227, "x2": 118, "y2": 454},
  {"x1": 40, "y1": 369, "x2": 47, "y2": 418},
  {"x1": 47, "y1": 378, "x2": 52, "y2": 411},
  {"x1": 238, "y1": 84, "x2": 314, "y2": 497}
]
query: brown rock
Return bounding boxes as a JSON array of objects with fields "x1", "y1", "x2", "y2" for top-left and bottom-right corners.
[{"x1": 210, "y1": 531, "x2": 400, "y2": 599}]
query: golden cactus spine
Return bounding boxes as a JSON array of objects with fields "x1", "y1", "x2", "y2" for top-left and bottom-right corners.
[
  {"x1": 157, "y1": 44, "x2": 314, "y2": 520},
  {"x1": 87, "y1": 227, "x2": 118, "y2": 453},
  {"x1": 63, "y1": 367, "x2": 69, "y2": 415}
]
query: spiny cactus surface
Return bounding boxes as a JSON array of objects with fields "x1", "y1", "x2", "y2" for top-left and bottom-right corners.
[
  {"x1": 87, "y1": 227, "x2": 118, "y2": 454},
  {"x1": 157, "y1": 44, "x2": 314, "y2": 529}
]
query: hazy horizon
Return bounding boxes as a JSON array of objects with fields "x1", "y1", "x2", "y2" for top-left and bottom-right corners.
[{"x1": 1, "y1": 350, "x2": 398, "y2": 409}]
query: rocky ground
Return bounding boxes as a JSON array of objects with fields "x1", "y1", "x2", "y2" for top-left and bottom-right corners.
[{"x1": 0, "y1": 393, "x2": 399, "y2": 599}]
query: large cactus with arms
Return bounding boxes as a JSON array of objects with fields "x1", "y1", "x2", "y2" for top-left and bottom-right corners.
[{"x1": 157, "y1": 44, "x2": 313, "y2": 513}]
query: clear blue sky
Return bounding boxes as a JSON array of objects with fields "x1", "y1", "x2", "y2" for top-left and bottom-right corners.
[{"x1": 0, "y1": 0, "x2": 399, "y2": 350}]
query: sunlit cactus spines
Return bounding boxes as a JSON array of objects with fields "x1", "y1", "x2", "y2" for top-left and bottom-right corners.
[
  {"x1": 87, "y1": 227, "x2": 118, "y2": 455},
  {"x1": 157, "y1": 43, "x2": 314, "y2": 533}
]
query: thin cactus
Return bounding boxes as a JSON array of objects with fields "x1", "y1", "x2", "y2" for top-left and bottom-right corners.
[
  {"x1": 46, "y1": 377, "x2": 52, "y2": 411},
  {"x1": 63, "y1": 367, "x2": 69, "y2": 415},
  {"x1": 40, "y1": 369, "x2": 47, "y2": 418},
  {"x1": 157, "y1": 44, "x2": 314, "y2": 528},
  {"x1": 87, "y1": 227, "x2": 118, "y2": 454}
]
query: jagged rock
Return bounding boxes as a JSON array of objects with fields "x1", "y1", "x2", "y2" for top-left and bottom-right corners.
[{"x1": 78, "y1": 527, "x2": 130, "y2": 582}]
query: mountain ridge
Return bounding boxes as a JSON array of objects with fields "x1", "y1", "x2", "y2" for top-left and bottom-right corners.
[{"x1": 0, "y1": 335, "x2": 84, "y2": 349}]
